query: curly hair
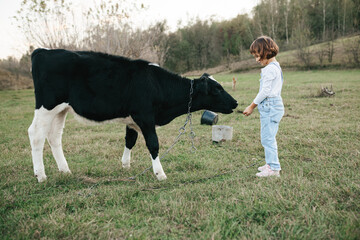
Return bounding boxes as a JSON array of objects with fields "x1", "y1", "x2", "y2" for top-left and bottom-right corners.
[{"x1": 250, "y1": 36, "x2": 279, "y2": 60}]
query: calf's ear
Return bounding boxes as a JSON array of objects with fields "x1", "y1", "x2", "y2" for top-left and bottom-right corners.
[
  {"x1": 200, "y1": 73, "x2": 211, "y2": 79},
  {"x1": 195, "y1": 78, "x2": 208, "y2": 95}
]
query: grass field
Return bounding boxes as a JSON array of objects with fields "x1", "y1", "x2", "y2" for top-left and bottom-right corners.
[{"x1": 1, "y1": 70, "x2": 359, "y2": 239}]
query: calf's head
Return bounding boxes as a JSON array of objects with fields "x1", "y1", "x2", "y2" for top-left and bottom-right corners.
[{"x1": 193, "y1": 73, "x2": 238, "y2": 114}]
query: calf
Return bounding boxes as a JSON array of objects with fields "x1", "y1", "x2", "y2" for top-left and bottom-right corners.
[{"x1": 28, "y1": 49, "x2": 238, "y2": 182}]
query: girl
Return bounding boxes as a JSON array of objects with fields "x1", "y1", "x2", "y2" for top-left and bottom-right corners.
[{"x1": 243, "y1": 36, "x2": 285, "y2": 177}]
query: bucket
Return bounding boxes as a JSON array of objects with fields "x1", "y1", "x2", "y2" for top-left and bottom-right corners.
[
  {"x1": 212, "y1": 125, "x2": 233, "y2": 142},
  {"x1": 201, "y1": 110, "x2": 218, "y2": 125}
]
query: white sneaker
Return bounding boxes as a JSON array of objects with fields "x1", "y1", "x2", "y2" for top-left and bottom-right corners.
[
  {"x1": 258, "y1": 164, "x2": 270, "y2": 172},
  {"x1": 256, "y1": 168, "x2": 280, "y2": 177}
]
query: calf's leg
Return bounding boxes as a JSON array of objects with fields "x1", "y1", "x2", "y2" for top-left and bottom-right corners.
[
  {"x1": 151, "y1": 155, "x2": 167, "y2": 181},
  {"x1": 145, "y1": 130, "x2": 167, "y2": 181},
  {"x1": 121, "y1": 126, "x2": 138, "y2": 168},
  {"x1": 47, "y1": 109, "x2": 71, "y2": 173},
  {"x1": 28, "y1": 110, "x2": 48, "y2": 182},
  {"x1": 134, "y1": 117, "x2": 166, "y2": 181},
  {"x1": 28, "y1": 104, "x2": 69, "y2": 182}
]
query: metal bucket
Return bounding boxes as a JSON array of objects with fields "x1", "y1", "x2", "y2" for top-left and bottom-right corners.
[{"x1": 201, "y1": 110, "x2": 218, "y2": 125}]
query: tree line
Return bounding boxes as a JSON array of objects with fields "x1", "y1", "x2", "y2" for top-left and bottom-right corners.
[
  {"x1": 2, "y1": 0, "x2": 360, "y2": 75},
  {"x1": 165, "y1": 0, "x2": 359, "y2": 72}
]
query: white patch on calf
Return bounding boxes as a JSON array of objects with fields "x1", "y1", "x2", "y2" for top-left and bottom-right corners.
[
  {"x1": 28, "y1": 103, "x2": 71, "y2": 182},
  {"x1": 148, "y1": 63, "x2": 160, "y2": 67},
  {"x1": 29, "y1": 102, "x2": 144, "y2": 182},
  {"x1": 152, "y1": 156, "x2": 167, "y2": 181},
  {"x1": 121, "y1": 147, "x2": 131, "y2": 168},
  {"x1": 209, "y1": 75, "x2": 218, "y2": 82}
]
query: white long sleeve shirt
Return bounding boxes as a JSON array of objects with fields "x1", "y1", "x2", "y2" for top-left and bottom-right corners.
[{"x1": 253, "y1": 61, "x2": 283, "y2": 105}]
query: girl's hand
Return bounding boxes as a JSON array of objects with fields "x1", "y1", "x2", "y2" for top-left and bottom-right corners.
[
  {"x1": 243, "y1": 102, "x2": 257, "y2": 116},
  {"x1": 243, "y1": 106, "x2": 253, "y2": 116}
]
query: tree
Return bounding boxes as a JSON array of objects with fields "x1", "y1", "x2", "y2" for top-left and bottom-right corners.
[
  {"x1": 219, "y1": 15, "x2": 251, "y2": 66},
  {"x1": 14, "y1": 0, "x2": 143, "y2": 55},
  {"x1": 82, "y1": 0, "x2": 141, "y2": 55},
  {"x1": 147, "y1": 21, "x2": 170, "y2": 66},
  {"x1": 19, "y1": 46, "x2": 34, "y2": 77},
  {"x1": 344, "y1": 37, "x2": 360, "y2": 66},
  {"x1": 164, "y1": 33, "x2": 192, "y2": 73},
  {"x1": 14, "y1": 0, "x2": 78, "y2": 49},
  {"x1": 282, "y1": 0, "x2": 290, "y2": 45}
]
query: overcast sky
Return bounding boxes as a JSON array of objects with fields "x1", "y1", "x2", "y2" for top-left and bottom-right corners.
[{"x1": 0, "y1": 0, "x2": 258, "y2": 59}]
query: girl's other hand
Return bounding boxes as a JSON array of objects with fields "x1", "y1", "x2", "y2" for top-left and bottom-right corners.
[{"x1": 243, "y1": 106, "x2": 253, "y2": 116}]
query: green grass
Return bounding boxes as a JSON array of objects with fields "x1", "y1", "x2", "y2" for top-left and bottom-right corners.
[{"x1": 1, "y1": 70, "x2": 359, "y2": 239}]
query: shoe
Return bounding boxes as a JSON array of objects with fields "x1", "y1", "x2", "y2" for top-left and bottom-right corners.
[
  {"x1": 256, "y1": 168, "x2": 280, "y2": 177},
  {"x1": 258, "y1": 164, "x2": 270, "y2": 172}
]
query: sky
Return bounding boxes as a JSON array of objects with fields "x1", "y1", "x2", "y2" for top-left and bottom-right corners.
[{"x1": 0, "y1": 0, "x2": 258, "y2": 60}]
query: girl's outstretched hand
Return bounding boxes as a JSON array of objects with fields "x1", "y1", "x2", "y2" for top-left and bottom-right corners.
[
  {"x1": 243, "y1": 106, "x2": 253, "y2": 116},
  {"x1": 243, "y1": 102, "x2": 257, "y2": 116}
]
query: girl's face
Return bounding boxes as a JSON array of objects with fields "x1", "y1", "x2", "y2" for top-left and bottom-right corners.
[{"x1": 253, "y1": 53, "x2": 267, "y2": 66}]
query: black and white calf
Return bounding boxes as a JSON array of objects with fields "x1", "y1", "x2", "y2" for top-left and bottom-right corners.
[{"x1": 28, "y1": 49, "x2": 238, "y2": 182}]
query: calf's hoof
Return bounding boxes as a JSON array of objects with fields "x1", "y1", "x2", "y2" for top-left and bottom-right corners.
[
  {"x1": 152, "y1": 156, "x2": 166, "y2": 181},
  {"x1": 122, "y1": 163, "x2": 131, "y2": 169},
  {"x1": 36, "y1": 174, "x2": 47, "y2": 183},
  {"x1": 155, "y1": 173, "x2": 167, "y2": 181},
  {"x1": 59, "y1": 169, "x2": 71, "y2": 174}
]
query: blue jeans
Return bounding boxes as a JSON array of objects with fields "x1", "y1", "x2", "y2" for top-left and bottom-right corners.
[{"x1": 258, "y1": 97, "x2": 284, "y2": 171}]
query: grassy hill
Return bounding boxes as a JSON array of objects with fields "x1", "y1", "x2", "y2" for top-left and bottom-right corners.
[{"x1": 185, "y1": 35, "x2": 360, "y2": 76}]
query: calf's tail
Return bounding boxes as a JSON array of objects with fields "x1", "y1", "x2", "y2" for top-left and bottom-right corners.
[{"x1": 31, "y1": 48, "x2": 48, "y2": 109}]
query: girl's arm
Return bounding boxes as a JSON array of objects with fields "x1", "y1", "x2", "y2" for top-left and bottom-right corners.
[
  {"x1": 244, "y1": 66, "x2": 276, "y2": 116},
  {"x1": 253, "y1": 68, "x2": 276, "y2": 105},
  {"x1": 243, "y1": 102, "x2": 257, "y2": 116}
]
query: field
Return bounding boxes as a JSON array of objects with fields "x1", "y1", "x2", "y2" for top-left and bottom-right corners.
[{"x1": 1, "y1": 70, "x2": 359, "y2": 239}]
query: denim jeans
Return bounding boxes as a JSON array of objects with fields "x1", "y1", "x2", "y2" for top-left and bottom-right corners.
[{"x1": 258, "y1": 97, "x2": 284, "y2": 171}]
